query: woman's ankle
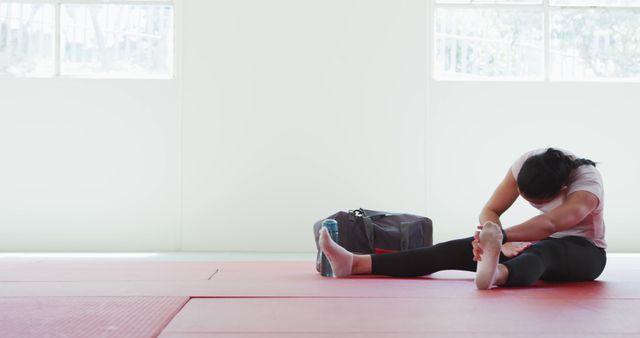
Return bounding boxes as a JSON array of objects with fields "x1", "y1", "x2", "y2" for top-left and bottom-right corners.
[
  {"x1": 495, "y1": 264, "x2": 509, "y2": 286},
  {"x1": 352, "y1": 255, "x2": 372, "y2": 275}
]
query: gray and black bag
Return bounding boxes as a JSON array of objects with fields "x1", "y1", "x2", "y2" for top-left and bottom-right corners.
[{"x1": 313, "y1": 208, "x2": 433, "y2": 273}]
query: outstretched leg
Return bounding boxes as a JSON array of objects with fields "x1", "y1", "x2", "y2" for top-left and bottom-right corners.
[
  {"x1": 370, "y1": 237, "x2": 480, "y2": 277},
  {"x1": 319, "y1": 228, "x2": 479, "y2": 278}
]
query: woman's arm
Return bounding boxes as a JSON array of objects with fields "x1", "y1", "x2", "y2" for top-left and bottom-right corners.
[
  {"x1": 479, "y1": 169, "x2": 520, "y2": 227},
  {"x1": 504, "y1": 191, "x2": 599, "y2": 242}
]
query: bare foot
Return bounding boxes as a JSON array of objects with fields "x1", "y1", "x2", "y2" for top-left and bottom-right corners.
[
  {"x1": 319, "y1": 228, "x2": 354, "y2": 277},
  {"x1": 475, "y1": 222, "x2": 503, "y2": 289}
]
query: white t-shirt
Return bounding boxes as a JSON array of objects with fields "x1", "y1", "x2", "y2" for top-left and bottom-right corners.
[{"x1": 511, "y1": 149, "x2": 606, "y2": 249}]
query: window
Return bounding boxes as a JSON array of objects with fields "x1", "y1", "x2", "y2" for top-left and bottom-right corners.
[
  {"x1": 0, "y1": 3, "x2": 55, "y2": 77},
  {"x1": 0, "y1": 0, "x2": 174, "y2": 78},
  {"x1": 434, "y1": 0, "x2": 640, "y2": 80}
]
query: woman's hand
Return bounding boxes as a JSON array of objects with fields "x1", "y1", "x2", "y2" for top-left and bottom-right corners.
[
  {"x1": 472, "y1": 224, "x2": 485, "y2": 261},
  {"x1": 472, "y1": 230, "x2": 483, "y2": 261},
  {"x1": 501, "y1": 241, "x2": 533, "y2": 258},
  {"x1": 472, "y1": 223, "x2": 532, "y2": 261}
]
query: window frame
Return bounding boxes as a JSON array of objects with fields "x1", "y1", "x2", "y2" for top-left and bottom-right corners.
[
  {"x1": 431, "y1": 0, "x2": 640, "y2": 82},
  {"x1": 0, "y1": 0, "x2": 176, "y2": 79}
]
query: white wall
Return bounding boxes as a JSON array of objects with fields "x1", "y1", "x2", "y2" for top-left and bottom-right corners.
[
  {"x1": 0, "y1": 0, "x2": 638, "y2": 252},
  {"x1": 180, "y1": 0, "x2": 428, "y2": 252},
  {"x1": 0, "y1": 80, "x2": 180, "y2": 251}
]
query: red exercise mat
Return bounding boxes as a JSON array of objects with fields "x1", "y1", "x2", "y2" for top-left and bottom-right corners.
[{"x1": 0, "y1": 296, "x2": 188, "y2": 338}]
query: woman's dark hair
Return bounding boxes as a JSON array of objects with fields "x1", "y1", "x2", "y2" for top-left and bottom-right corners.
[{"x1": 517, "y1": 148, "x2": 596, "y2": 200}]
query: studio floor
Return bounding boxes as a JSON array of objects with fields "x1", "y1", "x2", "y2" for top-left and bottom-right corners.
[{"x1": 1, "y1": 252, "x2": 639, "y2": 338}]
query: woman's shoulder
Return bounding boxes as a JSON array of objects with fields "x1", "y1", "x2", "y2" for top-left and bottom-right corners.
[
  {"x1": 567, "y1": 160, "x2": 603, "y2": 207},
  {"x1": 569, "y1": 164, "x2": 602, "y2": 186}
]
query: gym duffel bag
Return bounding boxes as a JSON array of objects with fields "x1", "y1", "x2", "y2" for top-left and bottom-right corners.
[{"x1": 313, "y1": 208, "x2": 433, "y2": 273}]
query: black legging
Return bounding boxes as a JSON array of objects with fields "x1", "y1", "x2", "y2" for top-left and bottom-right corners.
[{"x1": 371, "y1": 236, "x2": 606, "y2": 286}]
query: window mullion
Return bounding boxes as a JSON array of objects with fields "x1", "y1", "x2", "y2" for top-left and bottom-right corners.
[
  {"x1": 544, "y1": 0, "x2": 550, "y2": 81},
  {"x1": 54, "y1": 1, "x2": 61, "y2": 77}
]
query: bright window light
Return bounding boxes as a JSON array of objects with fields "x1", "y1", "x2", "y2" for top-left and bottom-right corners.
[
  {"x1": 551, "y1": 0, "x2": 640, "y2": 6},
  {"x1": 0, "y1": 0, "x2": 173, "y2": 79},
  {"x1": 550, "y1": 8, "x2": 640, "y2": 80},
  {"x1": 0, "y1": 2, "x2": 55, "y2": 77},
  {"x1": 60, "y1": 4, "x2": 173, "y2": 78},
  {"x1": 435, "y1": 8, "x2": 544, "y2": 80},
  {"x1": 435, "y1": 0, "x2": 640, "y2": 81}
]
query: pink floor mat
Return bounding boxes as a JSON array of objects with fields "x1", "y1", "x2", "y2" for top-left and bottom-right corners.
[
  {"x1": 194, "y1": 261, "x2": 640, "y2": 299},
  {"x1": 160, "y1": 297, "x2": 640, "y2": 337},
  {"x1": 0, "y1": 261, "x2": 219, "y2": 281},
  {"x1": 158, "y1": 333, "x2": 639, "y2": 338},
  {"x1": 0, "y1": 261, "x2": 639, "y2": 300},
  {"x1": 0, "y1": 296, "x2": 188, "y2": 338},
  {"x1": 1, "y1": 258, "x2": 639, "y2": 337}
]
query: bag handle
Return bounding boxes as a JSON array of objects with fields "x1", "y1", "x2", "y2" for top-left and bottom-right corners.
[
  {"x1": 350, "y1": 209, "x2": 375, "y2": 253},
  {"x1": 350, "y1": 208, "x2": 391, "y2": 220},
  {"x1": 349, "y1": 208, "x2": 365, "y2": 220},
  {"x1": 349, "y1": 208, "x2": 380, "y2": 253},
  {"x1": 399, "y1": 222, "x2": 411, "y2": 251},
  {"x1": 362, "y1": 217, "x2": 376, "y2": 253}
]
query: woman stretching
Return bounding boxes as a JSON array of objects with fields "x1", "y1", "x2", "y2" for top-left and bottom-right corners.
[{"x1": 319, "y1": 148, "x2": 607, "y2": 289}]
